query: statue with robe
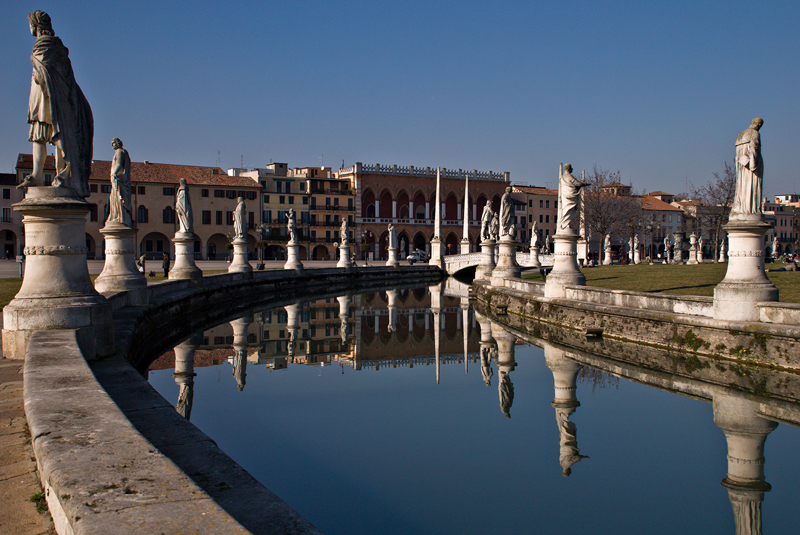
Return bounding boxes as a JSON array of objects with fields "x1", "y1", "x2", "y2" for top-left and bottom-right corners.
[
  {"x1": 108, "y1": 138, "x2": 131, "y2": 226},
  {"x1": 480, "y1": 346, "x2": 494, "y2": 386},
  {"x1": 176, "y1": 178, "x2": 193, "y2": 234},
  {"x1": 499, "y1": 187, "x2": 516, "y2": 238},
  {"x1": 340, "y1": 219, "x2": 348, "y2": 246},
  {"x1": 490, "y1": 213, "x2": 500, "y2": 241},
  {"x1": 530, "y1": 222, "x2": 539, "y2": 248},
  {"x1": 730, "y1": 118, "x2": 764, "y2": 220},
  {"x1": 388, "y1": 223, "x2": 398, "y2": 249},
  {"x1": 233, "y1": 197, "x2": 246, "y2": 239},
  {"x1": 557, "y1": 164, "x2": 589, "y2": 233},
  {"x1": 286, "y1": 208, "x2": 298, "y2": 244},
  {"x1": 480, "y1": 204, "x2": 494, "y2": 241},
  {"x1": 19, "y1": 11, "x2": 93, "y2": 197}
]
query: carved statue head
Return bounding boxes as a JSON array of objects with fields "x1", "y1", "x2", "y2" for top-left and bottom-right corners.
[
  {"x1": 752, "y1": 117, "x2": 764, "y2": 130},
  {"x1": 179, "y1": 178, "x2": 187, "y2": 188},
  {"x1": 505, "y1": 187, "x2": 512, "y2": 194},
  {"x1": 563, "y1": 164, "x2": 573, "y2": 173},
  {"x1": 237, "y1": 196, "x2": 243, "y2": 203},
  {"x1": 28, "y1": 11, "x2": 53, "y2": 36},
  {"x1": 111, "y1": 138, "x2": 122, "y2": 149}
]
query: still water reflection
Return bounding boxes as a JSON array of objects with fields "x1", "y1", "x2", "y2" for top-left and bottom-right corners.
[{"x1": 148, "y1": 283, "x2": 800, "y2": 535}]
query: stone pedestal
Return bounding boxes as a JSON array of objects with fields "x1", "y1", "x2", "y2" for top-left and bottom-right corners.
[
  {"x1": 476, "y1": 240, "x2": 496, "y2": 280},
  {"x1": 284, "y1": 242, "x2": 303, "y2": 270},
  {"x1": 337, "y1": 244, "x2": 352, "y2": 268},
  {"x1": 94, "y1": 221, "x2": 148, "y2": 306},
  {"x1": 386, "y1": 247, "x2": 400, "y2": 268},
  {"x1": 460, "y1": 239, "x2": 470, "y2": 255},
  {"x1": 429, "y1": 238, "x2": 444, "y2": 269},
  {"x1": 2, "y1": 187, "x2": 113, "y2": 360},
  {"x1": 713, "y1": 394, "x2": 776, "y2": 535},
  {"x1": 713, "y1": 221, "x2": 778, "y2": 321},
  {"x1": 169, "y1": 232, "x2": 202, "y2": 283},
  {"x1": 687, "y1": 233, "x2": 699, "y2": 265},
  {"x1": 228, "y1": 236, "x2": 253, "y2": 277},
  {"x1": 545, "y1": 232, "x2": 586, "y2": 298},
  {"x1": 528, "y1": 246, "x2": 541, "y2": 268},
  {"x1": 491, "y1": 236, "x2": 520, "y2": 285}
]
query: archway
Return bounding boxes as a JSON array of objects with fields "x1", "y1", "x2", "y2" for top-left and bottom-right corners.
[
  {"x1": 140, "y1": 232, "x2": 170, "y2": 259},
  {"x1": 398, "y1": 232, "x2": 410, "y2": 258},
  {"x1": 414, "y1": 192, "x2": 427, "y2": 220},
  {"x1": 2, "y1": 230, "x2": 17, "y2": 259},
  {"x1": 362, "y1": 189, "x2": 375, "y2": 218},
  {"x1": 444, "y1": 194, "x2": 458, "y2": 221},
  {"x1": 491, "y1": 195, "x2": 501, "y2": 213},
  {"x1": 444, "y1": 232, "x2": 459, "y2": 256},
  {"x1": 312, "y1": 245, "x2": 327, "y2": 260},
  {"x1": 413, "y1": 232, "x2": 427, "y2": 253},
  {"x1": 85, "y1": 233, "x2": 96, "y2": 260},
  {"x1": 206, "y1": 233, "x2": 228, "y2": 260},
  {"x1": 379, "y1": 190, "x2": 392, "y2": 219},
  {"x1": 379, "y1": 231, "x2": 389, "y2": 260},
  {"x1": 397, "y1": 191, "x2": 410, "y2": 219}
]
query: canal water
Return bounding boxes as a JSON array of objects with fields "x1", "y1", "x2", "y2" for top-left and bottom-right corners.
[{"x1": 147, "y1": 284, "x2": 800, "y2": 535}]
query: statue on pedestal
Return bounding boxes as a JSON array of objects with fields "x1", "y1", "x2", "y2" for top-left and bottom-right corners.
[
  {"x1": 730, "y1": 118, "x2": 764, "y2": 220},
  {"x1": 490, "y1": 213, "x2": 500, "y2": 241},
  {"x1": 480, "y1": 204, "x2": 493, "y2": 241},
  {"x1": 340, "y1": 219, "x2": 349, "y2": 246},
  {"x1": 19, "y1": 11, "x2": 93, "y2": 197},
  {"x1": 176, "y1": 178, "x2": 193, "y2": 234},
  {"x1": 558, "y1": 164, "x2": 589, "y2": 233},
  {"x1": 499, "y1": 187, "x2": 516, "y2": 238},
  {"x1": 286, "y1": 208, "x2": 298, "y2": 244},
  {"x1": 530, "y1": 222, "x2": 539, "y2": 248},
  {"x1": 233, "y1": 197, "x2": 246, "y2": 239},
  {"x1": 388, "y1": 223, "x2": 398, "y2": 249},
  {"x1": 108, "y1": 138, "x2": 131, "y2": 226}
]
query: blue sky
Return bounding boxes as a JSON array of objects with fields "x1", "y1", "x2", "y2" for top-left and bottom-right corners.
[{"x1": 2, "y1": 1, "x2": 798, "y2": 196}]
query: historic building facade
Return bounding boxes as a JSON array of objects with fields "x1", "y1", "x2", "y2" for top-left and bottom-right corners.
[{"x1": 336, "y1": 162, "x2": 510, "y2": 260}]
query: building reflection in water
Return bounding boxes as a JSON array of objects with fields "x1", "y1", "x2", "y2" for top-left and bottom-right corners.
[{"x1": 150, "y1": 280, "x2": 798, "y2": 535}]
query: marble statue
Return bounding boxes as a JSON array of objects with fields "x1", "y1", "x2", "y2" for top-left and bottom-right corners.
[
  {"x1": 400, "y1": 237, "x2": 406, "y2": 255},
  {"x1": 340, "y1": 219, "x2": 348, "y2": 246},
  {"x1": 286, "y1": 208, "x2": 298, "y2": 244},
  {"x1": 772, "y1": 235, "x2": 778, "y2": 257},
  {"x1": 490, "y1": 213, "x2": 500, "y2": 242},
  {"x1": 633, "y1": 233, "x2": 639, "y2": 250},
  {"x1": 480, "y1": 204, "x2": 493, "y2": 241},
  {"x1": 340, "y1": 316, "x2": 348, "y2": 343},
  {"x1": 499, "y1": 370, "x2": 514, "y2": 418},
  {"x1": 557, "y1": 409, "x2": 589, "y2": 476},
  {"x1": 557, "y1": 164, "x2": 590, "y2": 233},
  {"x1": 530, "y1": 222, "x2": 539, "y2": 248},
  {"x1": 698, "y1": 236, "x2": 705, "y2": 261},
  {"x1": 175, "y1": 178, "x2": 193, "y2": 234},
  {"x1": 604, "y1": 234, "x2": 611, "y2": 250},
  {"x1": 108, "y1": 138, "x2": 131, "y2": 226},
  {"x1": 19, "y1": 11, "x2": 93, "y2": 197},
  {"x1": 499, "y1": 187, "x2": 516, "y2": 238},
  {"x1": 480, "y1": 346, "x2": 494, "y2": 386},
  {"x1": 233, "y1": 197, "x2": 246, "y2": 239},
  {"x1": 388, "y1": 223, "x2": 398, "y2": 249},
  {"x1": 730, "y1": 118, "x2": 764, "y2": 220},
  {"x1": 628, "y1": 237, "x2": 634, "y2": 259}
]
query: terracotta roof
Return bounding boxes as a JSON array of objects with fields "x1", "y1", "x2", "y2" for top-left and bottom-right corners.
[
  {"x1": 512, "y1": 185, "x2": 558, "y2": 195},
  {"x1": 639, "y1": 195, "x2": 682, "y2": 211},
  {"x1": 17, "y1": 154, "x2": 260, "y2": 188},
  {"x1": 647, "y1": 190, "x2": 673, "y2": 196},
  {"x1": 603, "y1": 182, "x2": 630, "y2": 188}
]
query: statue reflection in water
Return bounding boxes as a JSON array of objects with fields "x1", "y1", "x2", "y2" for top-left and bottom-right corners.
[
  {"x1": 230, "y1": 313, "x2": 253, "y2": 392},
  {"x1": 480, "y1": 345, "x2": 494, "y2": 386},
  {"x1": 172, "y1": 332, "x2": 201, "y2": 420},
  {"x1": 545, "y1": 343, "x2": 589, "y2": 475}
]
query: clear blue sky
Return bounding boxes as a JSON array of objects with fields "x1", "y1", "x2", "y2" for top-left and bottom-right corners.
[{"x1": 2, "y1": 1, "x2": 798, "y2": 197}]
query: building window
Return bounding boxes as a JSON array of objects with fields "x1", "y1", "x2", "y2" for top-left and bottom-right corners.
[
  {"x1": 276, "y1": 182, "x2": 282, "y2": 193},
  {"x1": 325, "y1": 197, "x2": 331, "y2": 206},
  {"x1": 545, "y1": 215, "x2": 549, "y2": 223},
  {"x1": 145, "y1": 240, "x2": 153, "y2": 252},
  {"x1": 554, "y1": 200, "x2": 557, "y2": 209},
  {"x1": 214, "y1": 189, "x2": 224, "y2": 198},
  {"x1": 163, "y1": 206, "x2": 174, "y2": 224},
  {"x1": 226, "y1": 211, "x2": 233, "y2": 225},
  {"x1": 539, "y1": 200, "x2": 543, "y2": 208},
  {"x1": 163, "y1": 187, "x2": 174, "y2": 196},
  {"x1": 529, "y1": 214, "x2": 533, "y2": 222},
  {"x1": 202, "y1": 210, "x2": 211, "y2": 224},
  {"x1": 201, "y1": 189, "x2": 209, "y2": 197},
  {"x1": 279, "y1": 196, "x2": 285, "y2": 204},
  {"x1": 246, "y1": 191, "x2": 256, "y2": 200},
  {"x1": 138, "y1": 186, "x2": 146, "y2": 195},
  {"x1": 90, "y1": 205, "x2": 98, "y2": 222},
  {"x1": 302, "y1": 197, "x2": 308, "y2": 205},
  {"x1": 300, "y1": 183, "x2": 306, "y2": 191},
  {"x1": 1, "y1": 208, "x2": 11, "y2": 223},
  {"x1": 138, "y1": 205, "x2": 148, "y2": 223},
  {"x1": 89, "y1": 184, "x2": 97, "y2": 193},
  {"x1": 100, "y1": 184, "x2": 112, "y2": 194},
  {"x1": 539, "y1": 214, "x2": 543, "y2": 223},
  {"x1": 216, "y1": 211, "x2": 223, "y2": 225},
  {"x1": 348, "y1": 198, "x2": 354, "y2": 210},
  {"x1": 288, "y1": 196, "x2": 294, "y2": 204},
  {"x1": 226, "y1": 190, "x2": 235, "y2": 199},
  {"x1": 545, "y1": 200, "x2": 550, "y2": 208},
  {"x1": 264, "y1": 195, "x2": 269, "y2": 203}
]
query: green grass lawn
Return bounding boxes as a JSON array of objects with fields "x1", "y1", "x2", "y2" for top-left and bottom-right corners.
[{"x1": 523, "y1": 262, "x2": 800, "y2": 303}]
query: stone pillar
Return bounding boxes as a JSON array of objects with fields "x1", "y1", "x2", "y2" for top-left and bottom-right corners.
[
  {"x1": 713, "y1": 221, "x2": 778, "y2": 321},
  {"x1": 713, "y1": 394, "x2": 777, "y2": 535},
  {"x1": 545, "y1": 232, "x2": 586, "y2": 298},
  {"x1": 687, "y1": 232, "x2": 699, "y2": 265},
  {"x1": 337, "y1": 243, "x2": 352, "y2": 268},
  {"x1": 545, "y1": 344, "x2": 588, "y2": 476},
  {"x1": 386, "y1": 247, "x2": 400, "y2": 267},
  {"x1": 172, "y1": 331, "x2": 202, "y2": 420},
  {"x1": 284, "y1": 241, "x2": 304, "y2": 270},
  {"x1": 491, "y1": 235, "x2": 520, "y2": 285},
  {"x1": 672, "y1": 232, "x2": 685, "y2": 264},
  {"x1": 461, "y1": 172, "x2": 471, "y2": 254},
  {"x1": 429, "y1": 168, "x2": 444, "y2": 269},
  {"x1": 476, "y1": 239, "x2": 496, "y2": 280},
  {"x1": 461, "y1": 298, "x2": 470, "y2": 374},
  {"x1": 228, "y1": 236, "x2": 253, "y2": 277},
  {"x1": 2, "y1": 188, "x2": 113, "y2": 359},
  {"x1": 170, "y1": 231, "x2": 203, "y2": 283},
  {"x1": 392, "y1": 200, "x2": 396, "y2": 218},
  {"x1": 94, "y1": 221, "x2": 147, "y2": 306},
  {"x1": 491, "y1": 324, "x2": 516, "y2": 418},
  {"x1": 528, "y1": 245, "x2": 541, "y2": 268},
  {"x1": 230, "y1": 312, "x2": 252, "y2": 392}
]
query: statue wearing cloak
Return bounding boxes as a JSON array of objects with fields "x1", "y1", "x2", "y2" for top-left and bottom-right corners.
[{"x1": 730, "y1": 118, "x2": 764, "y2": 220}]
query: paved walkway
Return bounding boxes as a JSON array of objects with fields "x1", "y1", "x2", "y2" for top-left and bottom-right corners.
[{"x1": 0, "y1": 359, "x2": 54, "y2": 534}]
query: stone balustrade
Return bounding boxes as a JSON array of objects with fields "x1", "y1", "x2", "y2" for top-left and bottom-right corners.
[{"x1": 340, "y1": 163, "x2": 509, "y2": 182}]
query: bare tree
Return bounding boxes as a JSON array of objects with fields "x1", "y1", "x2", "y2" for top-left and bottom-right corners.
[
  {"x1": 691, "y1": 161, "x2": 736, "y2": 262},
  {"x1": 582, "y1": 165, "x2": 642, "y2": 248}
]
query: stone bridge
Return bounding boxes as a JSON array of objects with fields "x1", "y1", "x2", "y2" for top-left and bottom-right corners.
[{"x1": 443, "y1": 252, "x2": 554, "y2": 275}]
